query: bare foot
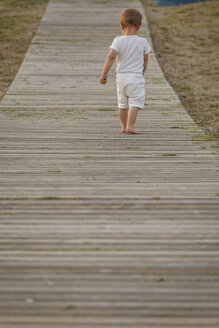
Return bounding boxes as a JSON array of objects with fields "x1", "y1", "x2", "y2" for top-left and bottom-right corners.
[
  {"x1": 121, "y1": 128, "x2": 127, "y2": 133},
  {"x1": 126, "y1": 128, "x2": 140, "y2": 134}
]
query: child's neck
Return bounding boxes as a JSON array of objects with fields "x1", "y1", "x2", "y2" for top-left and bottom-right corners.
[{"x1": 122, "y1": 26, "x2": 138, "y2": 36}]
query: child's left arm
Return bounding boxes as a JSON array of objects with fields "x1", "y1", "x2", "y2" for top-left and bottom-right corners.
[{"x1": 100, "y1": 48, "x2": 118, "y2": 84}]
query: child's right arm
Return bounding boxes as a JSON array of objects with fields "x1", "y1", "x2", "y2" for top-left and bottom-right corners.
[
  {"x1": 142, "y1": 54, "x2": 149, "y2": 75},
  {"x1": 100, "y1": 48, "x2": 118, "y2": 84}
]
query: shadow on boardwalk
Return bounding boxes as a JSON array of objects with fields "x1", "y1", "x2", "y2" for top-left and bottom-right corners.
[{"x1": 0, "y1": 0, "x2": 219, "y2": 327}]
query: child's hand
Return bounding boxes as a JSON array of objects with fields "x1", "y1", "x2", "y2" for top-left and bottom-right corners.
[
  {"x1": 100, "y1": 49, "x2": 117, "y2": 84},
  {"x1": 100, "y1": 74, "x2": 107, "y2": 84}
]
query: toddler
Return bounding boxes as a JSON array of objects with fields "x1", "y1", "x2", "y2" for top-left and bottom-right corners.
[{"x1": 100, "y1": 8, "x2": 151, "y2": 134}]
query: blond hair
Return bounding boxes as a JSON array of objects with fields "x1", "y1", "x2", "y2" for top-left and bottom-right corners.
[{"x1": 120, "y1": 8, "x2": 142, "y2": 28}]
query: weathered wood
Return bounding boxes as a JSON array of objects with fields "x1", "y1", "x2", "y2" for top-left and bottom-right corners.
[{"x1": 0, "y1": 0, "x2": 219, "y2": 326}]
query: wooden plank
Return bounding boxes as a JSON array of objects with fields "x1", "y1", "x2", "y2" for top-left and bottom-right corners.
[{"x1": 0, "y1": 0, "x2": 219, "y2": 326}]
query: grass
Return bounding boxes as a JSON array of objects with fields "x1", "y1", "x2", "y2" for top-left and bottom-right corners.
[
  {"x1": 39, "y1": 196, "x2": 62, "y2": 200},
  {"x1": 157, "y1": 277, "x2": 165, "y2": 282},
  {"x1": 162, "y1": 153, "x2": 176, "y2": 156},
  {"x1": 0, "y1": 0, "x2": 49, "y2": 100},
  {"x1": 62, "y1": 305, "x2": 75, "y2": 310},
  {"x1": 141, "y1": 0, "x2": 219, "y2": 140},
  {"x1": 191, "y1": 133, "x2": 217, "y2": 142},
  {"x1": 0, "y1": 197, "x2": 28, "y2": 200}
]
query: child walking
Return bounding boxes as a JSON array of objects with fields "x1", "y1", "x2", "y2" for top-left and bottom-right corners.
[{"x1": 100, "y1": 8, "x2": 151, "y2": 134}]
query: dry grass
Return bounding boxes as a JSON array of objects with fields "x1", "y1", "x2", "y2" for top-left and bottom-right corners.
[
  {"x1": 141, "y1": 0, "x2": 219, "y2": 140},
  {"x1": 0, "y1": 0, "x2": 49, "y2": 100}
]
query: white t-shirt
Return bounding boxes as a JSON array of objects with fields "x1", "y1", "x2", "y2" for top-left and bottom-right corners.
[{"x1": 110, "y1": 35, "x2": 152, "y2": 74}]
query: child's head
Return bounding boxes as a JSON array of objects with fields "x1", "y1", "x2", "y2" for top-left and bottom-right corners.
[{"x1": 120, "y1": 8, "x2": 142, "y2": 29}]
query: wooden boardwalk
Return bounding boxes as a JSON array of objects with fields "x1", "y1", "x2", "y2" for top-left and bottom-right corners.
[{"x1": 0, "y1": 0, "x2": 219, "y2": 326}]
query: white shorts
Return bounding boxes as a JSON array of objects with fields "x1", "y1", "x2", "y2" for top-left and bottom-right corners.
[{"x1": 116, "y1": 73, "x2": 145, "y2": 110}]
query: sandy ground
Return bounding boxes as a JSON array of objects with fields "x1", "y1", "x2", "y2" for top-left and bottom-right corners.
[
  {"x1": 0, "y1": 0, "x2": 49, "y2": 100},
  {"x1": 141, "y1": 0, "x2": 219, "y2": 141}
]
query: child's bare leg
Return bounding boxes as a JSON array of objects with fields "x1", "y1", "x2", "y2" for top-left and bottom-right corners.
[
  {"x1": 126, "y1": 106, "x2": 140, "y2": 134},
  {"x1": 119, "y1": 108, "x2": 128, "y2": 133}
]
